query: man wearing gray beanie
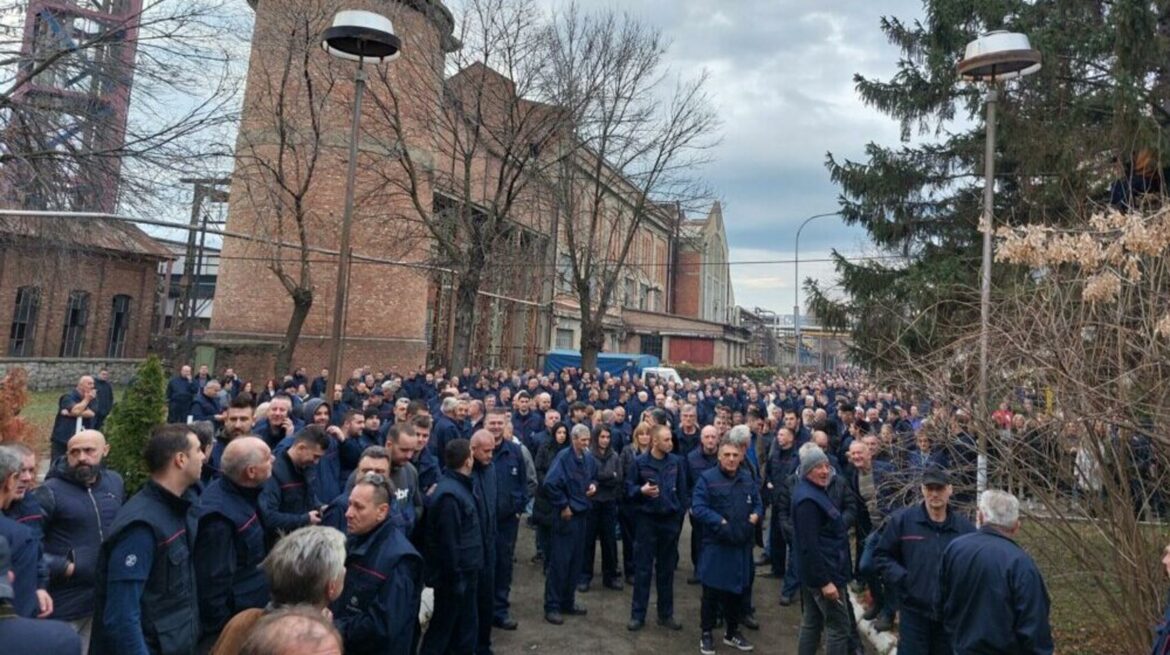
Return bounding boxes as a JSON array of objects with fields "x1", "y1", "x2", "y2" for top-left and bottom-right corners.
[{"x1": 792, "y1": 442, "x2": 851, "y2": 655}]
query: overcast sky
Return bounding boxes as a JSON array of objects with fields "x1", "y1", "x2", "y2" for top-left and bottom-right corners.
[{"x1": 551, "y1": 0, "x2": 927, "y2": 316}]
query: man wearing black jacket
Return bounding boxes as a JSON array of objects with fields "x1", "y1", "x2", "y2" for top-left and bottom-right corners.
[{"x1": 259, "y1": 426, "x2": 327, "y2": 542}]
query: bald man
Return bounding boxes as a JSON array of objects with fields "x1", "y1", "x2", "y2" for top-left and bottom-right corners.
[
  {"x1": 195, "y1": 437, "x2": 273, "y2": 646},
  {"x1": 470, "y1": 429, "x2": 499, "y2": 654},
  {"x1": 50, "y1": 375, "x2": 97, "y2": 461},
  {"x1": 240, "y1": 607, "x2": 342, "y2": 655},
  {"x1": 34, "y1": 430, "x2": 124, "y2": 648}
]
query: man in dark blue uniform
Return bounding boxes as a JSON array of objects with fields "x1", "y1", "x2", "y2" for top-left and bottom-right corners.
[
  {"x1": 874, "y1": 465, "x2": 974, "y2": 654},
  {"x1": 542, "y1": 423, "x2": 598, "y2": 626},
  {"x1": 0, "y1": 447, "x2": 40, "y2": 618},
  {"x1": 691, "y1": 438, "x2": 761, "y2": 654},
  {"x1": 511, "y1": 392, "x2": 541, "y2": 447},
  {"x1": 626, "y1": 423, "x2": 687, "y2": 632},
  {"x1": 34, "y1": 430, "x2": 124, "y2": 649},
  {"x1": 50, "y1": 375, "x2": 97, "y2": 462},
  {"x1": 259, "y1": 425, "x2": 328, "y2": 543},
  {"x1": 252, "y1": 394, "x2": 302, "y2": 449},
  {"x1": 334, "y1": 473, "x2": 423, "y2": 655},
  {"x1": 470, "y1": 430, "x2": 498, "y2": 655},
  {"x1": 165, "y1": 365, "x2": 196, "y2": 424},
  {"x1": 90, "y1": 423, "x2": 205, "y2": 655},
  {"x1": 410, "y1": 415, "x2": 440, "y2": 495},
  {"x1": 684, "y1": 425, "x2": 719, "y2": 584},
  {"x1": 195, "y1": 436, "x2": 273, "y2": 648},
  {"x1": 793, "y1": 442, "x2": 851, "y2": 655},
  {"x1": 939, "y1": 489, "x2": 1053, "y2": 655},
  {"x1": 420, "y1": 439, "x2": 483, "y2": 655},
  {"x1": 487, "y1": 409, "x2": 528, "y2": 631},
  {"x1": 0, "y1": 535, "x2": 81, "y2": 654}
]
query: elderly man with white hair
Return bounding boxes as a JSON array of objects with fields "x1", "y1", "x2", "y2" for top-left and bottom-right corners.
[{"x1": 939, "y1": 489, "x2": 1053, "y2": 655}]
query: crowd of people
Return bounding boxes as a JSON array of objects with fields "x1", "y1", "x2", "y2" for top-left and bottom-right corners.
[{"x1": 0, "y1": 362, "x2": 1166, "y2": 655}]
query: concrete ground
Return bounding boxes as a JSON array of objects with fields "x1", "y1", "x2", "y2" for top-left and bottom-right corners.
[{"x1": 488, "y1": 519, "x2": 807, "y2": 655}]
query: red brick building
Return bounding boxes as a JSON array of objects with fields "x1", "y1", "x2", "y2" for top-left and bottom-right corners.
[
  {"x1": 210, "y1": 0, "x2": 746, "y2": 377},
  {"x1": 0, "y1": 214, "x2": 170, "y2": 366}
]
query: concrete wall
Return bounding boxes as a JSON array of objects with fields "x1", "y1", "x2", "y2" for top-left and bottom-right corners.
[{"x1": 0, "y1": 358, "x2": 143, "y2": 390}]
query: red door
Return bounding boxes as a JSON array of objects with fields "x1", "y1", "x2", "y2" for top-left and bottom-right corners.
[{"x1": 669, "y1": 337, "x2": 714, "y2": 365}]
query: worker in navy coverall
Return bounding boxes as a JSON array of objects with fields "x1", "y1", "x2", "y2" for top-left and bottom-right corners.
[
  {"x1": 626, "y1": 423, "x2": 688, "y2": 632},
  {"x1": 541, "y1": 423, "x2": 598, "y2": 625}
]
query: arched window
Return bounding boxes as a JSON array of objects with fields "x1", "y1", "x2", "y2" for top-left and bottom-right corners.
[
  {"x1": 59, "y1": 290, "x2": 90, "y2": 357},
  {"x1": 107, "y1": 294, "x2": 132, "y2": 357},
  {"x1": 7, "y1": 286, "x2": 40, "y2": 357}
]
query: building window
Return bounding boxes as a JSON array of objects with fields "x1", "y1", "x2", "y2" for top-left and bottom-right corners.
[
  {"x1": 107, "y1": 294, "x2": 131, "y2": 358},
  {"x1": 624, "y1": 278, "x2": 636, "y2": 307},
  {"x1": 59, "y1": 290, "x2": 90, "y2": 357},
  {"x1": 7, "y1": 286, "x2": 40, "y2": 357},
  {"x1": 640, "y1": 334, "x2": 663, "y2": 359},
  {"x1": 639, "y1": 284, "x2": 651, "y2": 310},
  {"x1": 555, "y1": 328, "x2": 574, "y2": 350},
  {"x1": 557, "y1": 253, "x2": 573, "y2": 293}
]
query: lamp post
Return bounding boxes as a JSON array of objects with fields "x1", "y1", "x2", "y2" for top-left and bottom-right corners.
[
  {"x1": 321, "y1": 10, "x2": 400, "y2": 390},
  {"x1": 957, "y1": 30, "x2": 1040, "y2": 494},
  {"x1": 793, "y1": 211, "x2": 839, "y2": 371}
]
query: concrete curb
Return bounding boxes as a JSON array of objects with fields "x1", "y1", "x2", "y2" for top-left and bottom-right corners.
[{"x1": 848, "y1": 587, "x2": 898, "y2": 655}]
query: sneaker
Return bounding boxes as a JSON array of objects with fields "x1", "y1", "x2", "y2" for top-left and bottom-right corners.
[
  {"x1": 740, "y1": 613, "x2": 759, "y2": 631},
  {"x1": 686, "y1": 575, "x2": 700, "y2": 585},
  {"x1": 778, "y1": 594, "x2": 794, "y2": 607},
  {"x1": 657, "y1": 616, "x2": 683, "y2": 631},
  {"x1": 544, "y1": 612, "x2": 563, "y2": 625},
  {"x1": 862, "y1": 605, "x2": 881, "y2": 621},
  {"x1": 627, "y1": 618, "x2": 645, "y2": 631},
  {"x1": 699, "y1": 632, "x2": 715, "y2": 655},
  {"x1": 723, "y1": 632, "x2": 754, "y2": 651},
  {"x1": 872, "y1": 614, "x2": 894, "y2": 632}
]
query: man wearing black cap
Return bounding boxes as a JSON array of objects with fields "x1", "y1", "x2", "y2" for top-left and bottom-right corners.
[
  {"x1": 0, "y1": 535, "x2": 81, "y2": 652},
  {"x1": 873, "y1": 464, "x2": 974, "y2": 654}
]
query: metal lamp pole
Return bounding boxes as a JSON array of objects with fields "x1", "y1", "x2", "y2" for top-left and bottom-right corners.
[
  {"x1": 320, "y1": 10, "x2": 400, "y2": 387},
  {"x1": 793, "y1": 211, "x2": 839, "y2": 371},
  {"x1": 957, "y1": 31, "x2": 1041, "y2": 494}
]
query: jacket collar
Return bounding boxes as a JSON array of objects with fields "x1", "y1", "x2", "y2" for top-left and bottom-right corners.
[{"x1": 348, "y1": 518, "x2": 393, "y2": 557}]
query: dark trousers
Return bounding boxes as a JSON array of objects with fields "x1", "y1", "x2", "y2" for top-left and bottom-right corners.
[
  {"x1": 689, "y1": 514, "x2": 704, "y2": 572},
  {"x1": 619, "y1": 504, "x2": 637, "y2": 577},
  {"x1": 631, "y1": 513, "x2": 681, "y2": 621},
  {"x1": 493, "y1": 516, "x2": 519, "y2": 622},
  {"x1": 700, "y1": 585, "x2": 744, "y2": 635},
  {"x1": 768, "y1": 509, "x2": 786, "y2": 577},
  {"x1": 858, "y1": 530, "x2": 895, "y2": 619},
  {"x1": 420, "y1": 574, "x2": 478, "y2": 655},
  {"x1": 544, "y1": 512, "x2": 586, "y2": 613},
  {"x1": 797, "y1": 586, "x2": 850, "y2": 655},
  {"x1": 476, "y1": 545, "x2": 496, "y2": 655},
  {"x1": 899, "y1": 609, "x2": 952, "y2": 655},
  {"x1": 580, "y1": 500, "x2": 619, "y2": 585}
]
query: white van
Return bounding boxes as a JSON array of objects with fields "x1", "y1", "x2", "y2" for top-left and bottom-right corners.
[{"x1": 641, "y1": 367, "x2": 682, "y2": 385}]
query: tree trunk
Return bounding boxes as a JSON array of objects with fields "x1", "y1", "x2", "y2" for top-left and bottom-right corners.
[
  {"x1": 450, "y1": 264, "x2": 483, "y2": 372},
  {"x1": 579, "y1": 314, "x2": 606, "y2": 373},
  {"x1": 275, "y1": 287, "x2": 312, "y2": 378}
]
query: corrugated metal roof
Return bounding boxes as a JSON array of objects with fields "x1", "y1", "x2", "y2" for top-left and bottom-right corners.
[{"x1": 0, "y1": 213, "x2": 172, "y2": 259}]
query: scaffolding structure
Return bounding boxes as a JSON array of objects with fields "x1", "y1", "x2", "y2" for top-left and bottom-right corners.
[{"x1": 3, "y1": 0, "x2": 142, "y2": 212}]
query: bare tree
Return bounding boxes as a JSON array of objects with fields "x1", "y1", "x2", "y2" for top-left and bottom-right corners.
[
  {"x1": 540, "y1": 6, "x2": 719, "y2": 370},
  {"x1": 0, "y1": 0, "x2": 244, "y2": 213},
  {"x1": 366, "y1": 0, "x2": 568, "y2": 371}
]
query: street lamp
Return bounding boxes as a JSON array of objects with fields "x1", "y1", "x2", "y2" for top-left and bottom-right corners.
[
  {"x1": 793, "y1": 211, "x2": 840, "y2": 371},
  {"x1": 957, "y1": 30, "x2": 1041, "y2": 494},
  {"x1": 321, "y1": 10, "x2": 400, "y2": 389}
]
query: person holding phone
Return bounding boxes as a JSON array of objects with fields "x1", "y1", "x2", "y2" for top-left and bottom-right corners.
[
  {"x1": 626, "y1": 424, "x2": 688, "y2": 632},
  {"x1": 792, "y1": 442, "x2": 851, "y2": 655}
]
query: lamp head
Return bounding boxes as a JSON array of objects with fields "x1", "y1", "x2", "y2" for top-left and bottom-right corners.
[
  {"x1": 958, "y1": 31, "x2": 1041, "y2": 82},
  {"x1": 322, "y1": 10, "x2": 401, "y2": 64}
]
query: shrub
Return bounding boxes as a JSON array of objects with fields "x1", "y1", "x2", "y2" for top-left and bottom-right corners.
[
  {"x1": 104, "y1": 355, "x2": 167, "y2": 495},
  {"x1": 0, "y1": 368, "x2": 34, "y2": 444},
  {"x1": 670, "y1": 364, "x2": 784, "y2": 385}
]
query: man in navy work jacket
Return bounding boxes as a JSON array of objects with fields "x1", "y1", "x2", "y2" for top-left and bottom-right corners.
[
  {"x1": 0, "y1": 535, "x2": 81, "y2": 654},
  {"x1": 874, "y1": 464, "x2": 974, "y2": 654},
  {"x1": 685, "y1": 425, "x2": 720, "y2": 584},
  {"x1": 90, "y1": 423, "x2": 204, "y2": 655},
  {"x1": 333, "y1": 473, "x2": 423, "y2": 655},
  {"x1": 626, "y1": 423, "x2": 688, "y2": 632},
  {"x1": 0, "y1": 447, "x2": 39, "y2": 619},
  {"x1": 194, "y1": 436, "x2": 273, "y2": 649},
  {"x1": 420, "y1": 439, "x2": 483, "y2": 655},
  {"x1": 691, "y1": 438, "x2": 762, "y2": 654},
  {"x1": 34, "y1": 430, "x2": 124, "y2": 649},
  {"x1": 792, "y1": 441, "x2": 851, "y2": 655},
  {"x1": 542, "y1": 423, "x2": 598, "y2": 626},
  {"x1": 259, "y1": 425, "x2": 328, "y2": 543},
  {"x1": 487, "y1": 408, "x2": 529, "y2": 631},
  {"x1": 939, "y1": 489, "x2": 1054, "y2": 655}
]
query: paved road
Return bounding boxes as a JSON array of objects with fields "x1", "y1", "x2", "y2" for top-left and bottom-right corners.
[{"x1": 488, "y1": 518, "x2": 806, "y2": 655}]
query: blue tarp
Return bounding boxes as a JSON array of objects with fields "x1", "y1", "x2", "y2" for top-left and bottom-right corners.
[{"x1": 543, "y1": 349, "x2": 660, "y2": 376}]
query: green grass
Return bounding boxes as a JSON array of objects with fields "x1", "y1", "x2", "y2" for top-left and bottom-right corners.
[
  {"x1": 1017, "y1": 518, "x2": 1168, "y2": 654},
  {"x1": 22, "y1": 389, "x2": 67, "y2": 457}
]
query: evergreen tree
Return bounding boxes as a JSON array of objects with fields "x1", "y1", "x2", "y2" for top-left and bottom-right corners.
[
  {"x1": 104, "y1": 355, "x2": 167, "y2": 495},
  {"x1": 810, "y1": 0, "x2": 1170, "y2": 371}
]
